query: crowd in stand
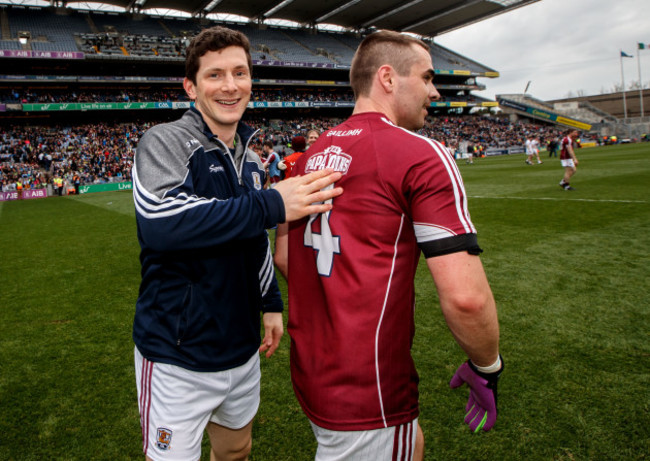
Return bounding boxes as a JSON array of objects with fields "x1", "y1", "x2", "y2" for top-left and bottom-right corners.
[
  {"x1": 80, "y1": 34, "x2": 188, "y2": 58},
  {"x1": 0, "y1": 89, "x2": 189, "y2": 104},
  {"x1": 421, "y1": 115, "x2": 565, "y2": 151},
  {"x1": 0, "y1": 87, "x2": 496, "y2": 106},
  {"x1": 0, "y1": 115, "x2": 573, "y2": 194},
  {"x1": 1, "y1": 88, "x2": 356, "y2": 105},
  {"x1": 251, "y1": 89, "x2": 354, "y2": 103},
  {"x1": 1, "y1": 122, "x2": 147, "y2": 193}
]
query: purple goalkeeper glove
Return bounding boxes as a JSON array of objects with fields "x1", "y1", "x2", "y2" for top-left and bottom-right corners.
[{"x1": 449, "y1": 355, "x2": 503, "y2": 433}]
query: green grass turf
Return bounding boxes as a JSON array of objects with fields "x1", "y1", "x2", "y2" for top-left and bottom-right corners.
[{"x1": 0, "y1": 143, "x2": 648, "y2": 460}]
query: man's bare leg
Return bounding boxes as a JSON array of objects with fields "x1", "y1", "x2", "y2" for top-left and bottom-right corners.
[
  {"x1": 207, "y1": 419, "x2": 254, "y2": 461},
  {"x1": 414, "y1": 422, "x2": 425, "y2": 461}
]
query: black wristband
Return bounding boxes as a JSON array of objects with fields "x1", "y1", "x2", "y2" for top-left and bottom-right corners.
[{"x1": 468, "y1": 354, "x2": 504, "y2": 383}]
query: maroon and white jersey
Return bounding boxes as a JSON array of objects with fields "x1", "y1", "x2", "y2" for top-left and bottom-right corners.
[
  {"x1": 560, "y1": 136, "x2": 572, "y2": 159},
  {"x1": 288, "y1": 112, "x2": 481, "y2": 431}
]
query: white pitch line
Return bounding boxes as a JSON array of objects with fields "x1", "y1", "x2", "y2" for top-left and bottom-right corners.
[{"x1": 468, "y1": 196, "x2": 647, "y2": 204}]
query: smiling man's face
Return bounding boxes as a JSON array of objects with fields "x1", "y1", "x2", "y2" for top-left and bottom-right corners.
[{"x1": 183, "y1": 46, "x2": 252, "y2": 142}]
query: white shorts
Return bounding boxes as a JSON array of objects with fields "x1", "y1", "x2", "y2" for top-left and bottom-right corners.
[
  {"x1": 561, "y1": 159, "x2": 575, "y2": 168},
  {"x1": 135, "y1": 347, "x2": 260, "y2": 461},
  {"x1": 310, "y1": 418, "x2": 418, "y2": 461}
]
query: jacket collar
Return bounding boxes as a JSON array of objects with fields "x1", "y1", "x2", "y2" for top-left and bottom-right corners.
[{"x1": 188, "y1": 107, "x2": 256, "y2": 149}]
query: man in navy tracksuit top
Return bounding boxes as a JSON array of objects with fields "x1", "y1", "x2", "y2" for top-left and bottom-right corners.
[{"x1": 132, "y1": 26, "x2": 342, "y2": 461}]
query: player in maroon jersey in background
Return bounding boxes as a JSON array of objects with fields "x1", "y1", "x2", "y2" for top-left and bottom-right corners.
[
  {"x1": 275, "y1": 30, "x2": 503, "y2": 461},
  {"x1": 559, "y1": 129, "x2": 580, "y2": 190}
]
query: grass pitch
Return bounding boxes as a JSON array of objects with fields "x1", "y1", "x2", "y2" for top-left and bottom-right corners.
[{"x1": 0, "y1": 143, "x2": 648, "y2": 460}]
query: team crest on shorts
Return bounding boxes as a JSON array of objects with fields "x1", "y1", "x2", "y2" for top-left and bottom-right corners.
[{"x1": 156, "y1": 427, "x2": 173, "y2": 451}]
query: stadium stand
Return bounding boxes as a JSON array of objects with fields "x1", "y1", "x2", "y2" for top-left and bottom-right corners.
[
  {"x1": 430, "y1": 43, "x2": 495, "y2": 75},
  {"x1": 0, "y1": 5, "x2": 497, "y2": 74},
  {"x1": 496, "y1": 93, "x2": 595, "y2": 132},
  {"x1": 1, "y1": 87, "x2": 361, "y2": 104},
  {"x1": 499, "y1": 93, "x2": 556, "y2": 113},
  {"x1": 1, "y1": 115, "x2": 573, "y2": 194},
  {"x1": 282, "y1": 28, "x2": 357, "y2": 65},
  {"x1": 90, "y1": 11, "x2": 166, "y2": 36},
  {"x1": 231, "y1": 24, "x2": 334, "y2": 65},
  {"x1": 6, "y1": 6, "x2": 82, "y2": 52},
  {"x1": 552, "y1": 100, "x2": 618, "y2": 125},
  {"x1": 0, "y1": 39, "x2": 20, "y2": 49},
  {"x1": 4, "y1": 4, "x2": 596, "y2": 197},
  {"x1": 158, "y1": 16, "x2": 201, "y2": 38}
]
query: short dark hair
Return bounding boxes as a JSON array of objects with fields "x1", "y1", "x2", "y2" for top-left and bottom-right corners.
[
  {"x1": 185, "y1": 26, "x2": 253, "y2": 84},
  {"x1": 291, "y1": 136, "x2": 306, "y2": 152},
  {"x1": 263, "y1": 140, "x2": 274, "y2": 149},
  {"x1": 350, "y1": 30, "x2": 429, "y2": 99}
]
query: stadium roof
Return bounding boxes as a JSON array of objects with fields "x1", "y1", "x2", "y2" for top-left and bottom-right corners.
[{"x1": 44, "y1": 0, "x2": 540, "y2": 37}]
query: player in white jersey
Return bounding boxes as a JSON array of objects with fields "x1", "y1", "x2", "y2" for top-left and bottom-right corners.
[
  {"x1": 525, "y1": 137, "x2": 534, "y2": 164},
  {"x1": 275, "y1": 30, "x2": 503, "y2": 461},
  {"x1": 531, "y1": 136, "x2": 543, "y2": 164}
]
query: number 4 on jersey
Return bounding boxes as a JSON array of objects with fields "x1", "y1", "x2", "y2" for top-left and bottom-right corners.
[{"x1": 303, "y1": 185, "x2": 340, "y2": 277}]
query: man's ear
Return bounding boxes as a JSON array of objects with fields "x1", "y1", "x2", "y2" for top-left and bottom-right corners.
[
  {"x1": 377, "y1": 65, "x2": 395, "y2": 93},
  {"x1": 183, "y1": 77, "x2": 196, "y2": 100}
]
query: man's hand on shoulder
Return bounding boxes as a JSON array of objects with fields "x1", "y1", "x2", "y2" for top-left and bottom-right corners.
[{"x1": 274, "y1": 169, "x2": 343, "y2": 222}]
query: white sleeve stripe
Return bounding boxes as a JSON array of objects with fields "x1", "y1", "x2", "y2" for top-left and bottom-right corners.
[
  {"x1": 259, "y1": 239, "x2": 274, "y2": 297},
  {"x1": 439, "y1": 143, "x2": 476, "y2": 234},
  {"x1": 381, "y1": 118, "x2": 475, "y2": 234},
  {"x1": 259, "y1": 238, "x2": 273, "y2": 279},
  {"x1": 413, "y1": 223, "x2": 457, "y2": 242},
  {"x1": 132, "y1": 162, "x2": 225, "y2": 219},
  {"x1": 426, "y1": 139, "x2": 475, "y2": 234}
]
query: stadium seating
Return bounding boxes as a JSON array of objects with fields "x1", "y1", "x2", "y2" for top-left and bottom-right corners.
[
  {"x1": 158, "y1": 16, "x2": 201, "y2": 39},
  {"x1": 0, "y1": 39, "x2": 20, "y2": 50},
  {"x1": 231, "y1": 24, "x2": 331, "y2": 64},
  {"x1": 282, "y1": 28, "x2": 357, "y2": 65},
  {"x1": 5, "y1": 7, "x2": 83, "y2": 52},
  {"x1": 0, "y1": 5, "x2": 496, "y2": 77},
  {"x1": 90, "y1": 11, "x2": 167, "y2": 36},
  {"x1": 430, "y1": 43, "x2": 495, "y2": 74}
]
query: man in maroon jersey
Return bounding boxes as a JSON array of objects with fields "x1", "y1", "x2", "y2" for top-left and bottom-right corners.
[
  {"x1": 559, "y1": 129, "x2": 580, "y2": 190},
  {"x1": 276, "y1": 30, "x2": 503, "y2": 461}
]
